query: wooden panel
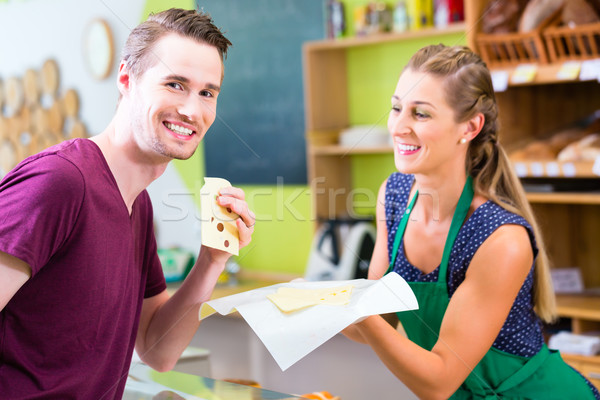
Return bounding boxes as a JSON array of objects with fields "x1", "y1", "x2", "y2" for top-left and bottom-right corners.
[
  {"x1": 303, "y1": 46, "x2": 348, "y2": 131},
  {"x1": 533, "y1": 204, "x2": 600, "y2": 288},
  {"x1": 464, "y1": 0, "x2": 486, "y2": 51},
  {"x1": 309, "y1": 152, "x2": 352, "y2": 221}
]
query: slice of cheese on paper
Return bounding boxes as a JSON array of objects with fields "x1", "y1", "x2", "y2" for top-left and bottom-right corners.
[
  {"x1": 267, "y1": 284, "x2": 353, "y2": 313},
  {"x1": 200, "y1": 177, "x2": 239, "y2": 255}
]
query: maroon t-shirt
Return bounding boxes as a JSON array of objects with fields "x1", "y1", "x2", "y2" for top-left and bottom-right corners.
[{"x1": 0, "y1": 139, "x2": 166, "y2": 399}]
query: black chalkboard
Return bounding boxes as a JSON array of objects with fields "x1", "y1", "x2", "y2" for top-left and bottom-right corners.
[{"x1": 197, "y1": 0, "x2": 325, "y2": 184}]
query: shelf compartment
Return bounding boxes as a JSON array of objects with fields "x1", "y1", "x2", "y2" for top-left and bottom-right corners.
[
  {"x1": 544, "y1": 22, "x2": 600, "y2": 63},
  {"x1": 556, "y1": 295, "x2": 600, "y2": 323}
]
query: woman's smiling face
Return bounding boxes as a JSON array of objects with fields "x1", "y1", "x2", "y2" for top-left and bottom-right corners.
[{"x1": 388, "y1": 68, "x2": 468, "y2": 176}]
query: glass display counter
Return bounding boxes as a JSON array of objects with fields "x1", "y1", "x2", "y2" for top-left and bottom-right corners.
[{"x1": 125, "y1": 363, "x2": 306, "y2": 400}]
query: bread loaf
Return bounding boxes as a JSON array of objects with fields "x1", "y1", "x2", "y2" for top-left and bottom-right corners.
[
  {"x1": 557, "y1": 133, "x2": 600, "y2": 161},
  {"x1": 562, "y1": 0, "x2": 600, "y2": 26},
  {"x1": 481, "y1": 0, "x2": 527, "y2": 33},
  {"x1": 519, "y1": 0, "x2": 564, "y2": 32}
]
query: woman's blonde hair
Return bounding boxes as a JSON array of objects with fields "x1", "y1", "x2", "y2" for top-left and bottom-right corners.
[{"x1": 405, "y1": 44, "x2": 556, "y2": 322}]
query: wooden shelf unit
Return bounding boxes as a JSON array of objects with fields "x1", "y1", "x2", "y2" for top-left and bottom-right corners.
[{"x1": 464, "y1": 1, "x2": 600, "y2": 386}]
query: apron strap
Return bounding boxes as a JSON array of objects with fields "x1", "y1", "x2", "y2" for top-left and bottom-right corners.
[
  {"x1": 438, "y1": 176, "x2": 473, "y2": 282},
  {"x1": 388, "y1": 188, "x2": 419, "y2": 273}
]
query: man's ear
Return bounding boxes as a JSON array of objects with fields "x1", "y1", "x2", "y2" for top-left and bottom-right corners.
[{"x1": 117, "y1": 60, "x2": 131, "y2": 96}]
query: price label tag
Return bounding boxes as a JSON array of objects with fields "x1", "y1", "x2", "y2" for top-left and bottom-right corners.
[
  {"x1": 556, "y1": 61, "x2": 581, "y2": 80},
  {"x1": 545, "y1": 162, "x2": 560, "y2": 177},
  {"x1": 491, "y1": 70, "x2": 509, "y2": 92},
  {"x1": 511, "y1": 64, "x2": 537, "y2": 84},
  {"x1": 593, "y1": 156, "x2": 600, "y2": 176},
  {"x1": 580, "y1": 59, "x2": 600, "y2": 81},
  {"x1": 562, "y1": 162, "x2": 576, "y2": 177},
  {"x1": 530, "y1": 162, "x2": 544, "y2": 177},
  {"x1": 513, "y1": 162, "x2": 528, "y2": 177}
]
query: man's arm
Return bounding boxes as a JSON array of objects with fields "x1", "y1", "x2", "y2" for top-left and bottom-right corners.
[
  {"x1": 0, "y1": 251, "x2": 31, "y2": 311},
  {"x1": 135, "y1": 187, "x2": 255, "y2": 372}
]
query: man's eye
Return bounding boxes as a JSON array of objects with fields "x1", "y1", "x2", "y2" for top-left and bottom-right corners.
[
  {"x1": 167, "y1": 82, "x2": 183, "y2": 90},
  {"x1": 200, "y1": 90, "x2": 214, "y2": 98}
]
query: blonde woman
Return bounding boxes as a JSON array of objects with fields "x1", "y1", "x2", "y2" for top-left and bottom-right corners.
[{"x1": 344, "y1": 44, "x2": 599, "y2": 399}]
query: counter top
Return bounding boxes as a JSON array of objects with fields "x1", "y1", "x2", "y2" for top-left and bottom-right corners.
[{"x1": 126, "y1": 364, "x2": 306, "y2": 399}]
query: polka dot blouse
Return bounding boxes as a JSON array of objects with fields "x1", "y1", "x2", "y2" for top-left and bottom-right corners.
[{"x1": 385, "y1": 172, "x2": 544, "y2": 357}]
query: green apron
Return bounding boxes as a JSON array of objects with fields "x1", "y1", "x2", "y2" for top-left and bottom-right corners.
[{"x1": 387, "y1": 176, "x2": 596, "y2": 399}]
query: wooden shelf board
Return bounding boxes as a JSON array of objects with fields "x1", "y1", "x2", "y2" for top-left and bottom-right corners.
[
  {"x1": 560, "y1": 353, "x2": 600, "y2": 365},
  {"x1": 512, "y1": 160, "x2": 599, "y2": 178},
  {"x1": 526, "y1": 192, "x2": 600, "y2": 205},
  {"x1": 556, "y1": 295, "x2": 600, "y2": 321},
  {"x1": 304, "y1": 23, "x2": 466, "y2": 51},
  {"x1": 490, "y1": 62, "x2": 600, "y2": 87}
]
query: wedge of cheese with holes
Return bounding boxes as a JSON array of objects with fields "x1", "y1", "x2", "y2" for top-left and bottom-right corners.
[
  {"x1": 267, "y1": 284, "x2": 353, "y2": 313},
  {"x1": 200, "y1": 177, "x2": 240, "y2": 255}
]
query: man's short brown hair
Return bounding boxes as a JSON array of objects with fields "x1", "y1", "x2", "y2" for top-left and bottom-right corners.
[{"x1": 121, "y1": 8, "x2": 232, "y2": 80}]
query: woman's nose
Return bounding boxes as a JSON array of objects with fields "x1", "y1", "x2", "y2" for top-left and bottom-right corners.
[{"x1": 388, "y1": 111, "x2": 410, "y2": 136}]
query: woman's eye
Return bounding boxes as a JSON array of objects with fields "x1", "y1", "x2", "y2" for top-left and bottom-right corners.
[
  {"x1": 414, "y1": 109, "x2": 430, "y2": 119},
  {"x1": 391, "y1": 105, "x2": 401, "y2": 113}
]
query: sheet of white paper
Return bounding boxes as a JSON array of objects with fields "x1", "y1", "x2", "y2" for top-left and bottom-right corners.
[{"x1": 199, "y1": 272, "x2": 418, "y2": 371}]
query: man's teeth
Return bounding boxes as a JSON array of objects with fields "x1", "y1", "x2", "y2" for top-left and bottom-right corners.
[
  {"x1": 165, "y1": 122, "x2": 193, "y2": 136},
  {"x1": 398, "y1": 144, "x2": 419, "y2": 152}
]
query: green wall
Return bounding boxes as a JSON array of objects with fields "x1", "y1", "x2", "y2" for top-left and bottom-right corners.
[{"x1": 143, "y1": 0, "x2": 465, "y2": 276}]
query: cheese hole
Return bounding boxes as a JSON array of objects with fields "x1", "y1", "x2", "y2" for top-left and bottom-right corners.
[
  {"x1": 217, "y1": 223, "x2": 224, "y2": 232},
  {"x1": 224, "y1": 240, "x2": 229, "y2": 247},
  {"x1": 227, "y1": 207, "x2": 232, "y2": 213}
]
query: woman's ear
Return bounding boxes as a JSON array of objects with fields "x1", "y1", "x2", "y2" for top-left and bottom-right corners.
[{"x1": 462, "y1": 112, "x2": 485, "y2": 142}]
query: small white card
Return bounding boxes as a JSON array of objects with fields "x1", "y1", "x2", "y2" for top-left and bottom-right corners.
[
  {"x1": 491, "y1": 70, "x2": 509, "y2": 92},
  {"x1": 511, "y1": 64, "x2": 537, "y2": 85},
  {"x1": 580, "y1": 59, "x2": 600, "y2": 81}
]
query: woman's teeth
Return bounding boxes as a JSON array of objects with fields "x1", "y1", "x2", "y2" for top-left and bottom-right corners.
[
  {"x1": 165, "y1": 122, "x2": 193, "y2": 136},
  {"x1": 398, "y1": 144, "x2": 419, "y2": 152}
]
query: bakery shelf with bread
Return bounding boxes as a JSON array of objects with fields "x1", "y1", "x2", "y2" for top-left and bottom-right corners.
[
  {"x1": 473, "y1": 0, "x2": 600, "y2": 76},
  {"x1": 508, "y1": 111, "x2": 600, "y2": 178},
  {"x1": 466, "y1": 2, "x2": 600, "y2": 387}
]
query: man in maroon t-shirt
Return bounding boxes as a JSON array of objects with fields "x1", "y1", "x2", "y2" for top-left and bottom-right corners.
[{"x1": 0, "y1": 8, "x2": 255, "y2": 399}]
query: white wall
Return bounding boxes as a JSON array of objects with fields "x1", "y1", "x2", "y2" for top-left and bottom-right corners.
[
  {"x1": 0, "y1": 0, "x2": 145, "y2": 135},
  {"x1": 0, "y1": 0, "x2": 201, "y2": 252}
]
